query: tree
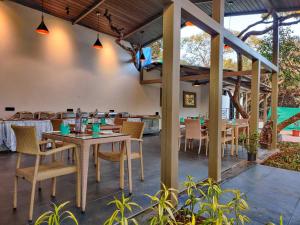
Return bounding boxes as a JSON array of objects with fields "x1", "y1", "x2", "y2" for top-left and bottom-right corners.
[
  {"x1": 258, "y1": 27, "x2": 300, "y2": 108},
  {"x1": 181, "y1": 33, "x2": 211, "y2": 67}
]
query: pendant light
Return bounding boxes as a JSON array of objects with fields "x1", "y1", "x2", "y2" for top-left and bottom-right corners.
[
  {"x1": 139, "y1": 31, "x2": 146, "y2": 62},
  {"x1": 36, "y1": 0, "x2": 49, "y2": 35},
  {"x1": 185, "y1": 21, "x2": 194, "y2": 27},
  {"x1": 192, "y1": 80, "x2": 201, "y2": 87},
  {"x1": 224, "y1": 0, "x2": 233, "y2": 50},
  {"x1": 93, "y1": 11, "x2": 103, "y2": 49}
]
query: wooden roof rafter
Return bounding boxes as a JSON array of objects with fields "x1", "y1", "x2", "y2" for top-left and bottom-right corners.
[{"x1": 72, "y1": 0, "x2": 107, "y2": 25}]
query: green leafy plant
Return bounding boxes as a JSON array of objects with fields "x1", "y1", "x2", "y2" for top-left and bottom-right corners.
[
  {"x1": 265, "y1": 215, "x2": 284, "y2": 225},
  {"x1": 183, "y1": 176, "x2": 201, "y2": 221},
  {"x1": 199, "y1": 179, "x2": 231, "y2": 225},
  {"x1": 197, "y1": 178, "x2": 250, "y2": 225},
  {"x1": 104, "y1": 193, "x2": 141, "y2": 225},
  {"x1": 227, "y1": 190, "x2": 250, "y2": 225},
  {"x1": 34, "y1": 202, "x2": 78, "y2": 225},
  {"x1": 146, "y1": 183, "x2": 178, "y2": 225},
  {"x1": 246, "y1": 132, "x2": 260, "y2": 154}
]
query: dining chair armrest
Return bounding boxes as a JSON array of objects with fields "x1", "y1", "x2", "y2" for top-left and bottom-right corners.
[
  {"x1": 39, "y1": 144, "x2": 76, "y2": 156},
  {"x1": 39, "y1": 139, "x2": 55, "y2": 146},
  {"x1": 130, "y1": 138, "x2": 143, "y2": 142}
]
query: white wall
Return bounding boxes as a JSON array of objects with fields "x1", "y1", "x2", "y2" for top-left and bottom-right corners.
[{"x1": 0, "y1": 2, "x2": 160, "y2": 119}]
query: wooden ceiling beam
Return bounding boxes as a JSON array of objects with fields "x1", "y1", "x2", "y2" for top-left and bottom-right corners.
[{"x1": 72, "y1": 0, "x2": 106, "y2": 25}]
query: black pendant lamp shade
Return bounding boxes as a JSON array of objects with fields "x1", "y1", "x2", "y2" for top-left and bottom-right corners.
[
  {"x1": 36, "y1": 0, "x2": 49, "y2": 35},
  {"x1": 192, "y1": 80, "x2": 201, "y2": 86},
  {"x1": 36, "y1": 15, "x2": 49, "y2": 35},
  {"x1": 93, "y1": 11, "x2": 103, "y2": 49},
  {"x1": 140, "y1": 49, "x2": 146, "y2": 62},
  {"x1": 93, "y1": 34, "x2": 103, "y2": 49}
]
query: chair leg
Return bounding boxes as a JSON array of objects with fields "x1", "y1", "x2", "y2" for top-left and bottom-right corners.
[
  {"x1": 51, "y1": 178, "x2": 56, "y2": 197},
  {"x1": 29, "y1": 180, "x2": 37, "y2": 222},
  {"x1": 112, "y1": 142, "x2": 114, "y2": 152},
  {"x1": 222, "y1": 143, "x2": 225, "y2": 157},
  {"x1": 94, "y1": 145, "x2": 98, "y2": 166},
  {"x1": 96, "y1": 145, "x2": 101, "y2": 183},
  {"x1": 75, "y1": 148, "x2": 81, "y2": 208},
  {"x1": 139, "y1": 142, "x2": 144, "y2": 181},
  {"x1": 205, "y1": 138, "x2": 209, "y2": 156},
  {"x1": 13, "y1": 176, "x2": 18, "y2": 209},
  {"x1": 184, "y1": 138, "x2": 187, "y2": 152},
  {"x1": 198, "y1": 139, "x2": 202, "y2": 155},
  {"x1": 120, "y1": 153, "x2": 124, "y2": 190}
]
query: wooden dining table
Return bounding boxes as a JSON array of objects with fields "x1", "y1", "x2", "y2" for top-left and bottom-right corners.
[{"x1": 42, "y1": 131, "x2": 132, "y2": 212}]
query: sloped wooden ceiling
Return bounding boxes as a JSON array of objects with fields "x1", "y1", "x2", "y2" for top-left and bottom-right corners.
[{"x1": 13, "y1": 0, "x2": 300, "y2": 46}]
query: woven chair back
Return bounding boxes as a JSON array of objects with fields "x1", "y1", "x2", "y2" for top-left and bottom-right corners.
[
  {"x1": 11, "y1": 126, "x2": 40, "y2": 155},
  {"x1": 121, "y1": 121, "x2": 144, "y2": 139},
  {"x1": 185, "y1": 119, "x2": 201, "y2": 139}
]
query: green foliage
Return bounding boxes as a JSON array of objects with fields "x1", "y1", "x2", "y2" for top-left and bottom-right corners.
[
  {"x1": 34, "y1": 202, "x2": 78, "y2": 225},
  {"x1": 257, "y1": 27, "x2": 300, "y2": 107},
  {"x1": 246, "y1": 132, "x2": 260, "y2": 154},
  {"x1": 146, "y1": 183, "x2": 178, "y2": 225},
  {"x1": 265, "y1": 215, "x2": 284, "y2": 225},
  {"x1": 181, "y1": 33, "x2": 211, "y2": 67},
  {"x1": 198, "y1": 178, "x2": 250, "y2": 225},
  {"x1": 104, "y1": 193, "x2": 141, "y2": 225},
  {"x1": 183, "y1": 176, "x2": 201, "y2": 222}
]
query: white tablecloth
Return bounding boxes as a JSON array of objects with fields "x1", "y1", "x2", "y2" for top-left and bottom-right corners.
[{"x1": 3, "y1": 120, "x2": 53, "y2": 151}]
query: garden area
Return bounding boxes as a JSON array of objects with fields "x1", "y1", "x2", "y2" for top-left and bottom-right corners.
[{"x1": 263, "y1": 142, "x2": 300, "y2": 172}]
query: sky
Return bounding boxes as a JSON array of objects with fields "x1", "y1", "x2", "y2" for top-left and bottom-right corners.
[{"x1": 181, "y1": 14, "x2": 300, "y2": 38}]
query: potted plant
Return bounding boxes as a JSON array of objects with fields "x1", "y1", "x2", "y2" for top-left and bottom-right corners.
[{"x1": 246, "y1": 132, "x2": 260, "y2": 161}]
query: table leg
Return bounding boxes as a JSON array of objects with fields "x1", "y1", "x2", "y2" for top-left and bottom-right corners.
[
  {"x1": 80, "y1": 143, "x2": 90, "y2": 213},
  {"x1": 125, "y1": 139, "x2": 132, "y2": 194},
  {"x1": 234, "y1": 127, "x2": 239, "y2": 156}
]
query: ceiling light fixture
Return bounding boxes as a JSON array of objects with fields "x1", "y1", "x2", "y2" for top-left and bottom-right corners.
[
  {"x1": 140, "y1": 31, "x2": 145, "y2": 63},
  {"x1": 224, "y1": 0, "x2": 234, "y2": 50},
  {"x1": 35, "y1": 0, "x2": 49, "y2": 35},
  {"x1": 93, "y1": 11, "x2": 103, "y2": 49},
  {"x1": 185, "y1": 21, "x2": 194, "y2": 27},
  {"x1": 192, "y1": 80, "x2": 201, "y2": 87}
]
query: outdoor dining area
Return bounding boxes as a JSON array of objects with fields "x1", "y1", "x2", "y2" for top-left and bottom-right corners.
[
  {"x1": 2, "y1": 0, "x2": 297, "y2": 224},
  {"x1": 0, "y1": 109, "x2": 247, "y2": 224}
]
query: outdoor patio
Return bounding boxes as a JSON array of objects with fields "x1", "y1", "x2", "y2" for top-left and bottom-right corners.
[
  {"x1": 1, "y1": 0, "x2": 300, "y2": 224},
  {"x1": 0, "y1": 134, "x2": 247, "y2": 225}
]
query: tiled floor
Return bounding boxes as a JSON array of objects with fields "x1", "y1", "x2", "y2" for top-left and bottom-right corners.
[
  {"x1": 221, "y1": 164, "x2": 300, "y2": 225},
  {"x1": 0, "y1": 134, "x2": 244, "y2": 225}
]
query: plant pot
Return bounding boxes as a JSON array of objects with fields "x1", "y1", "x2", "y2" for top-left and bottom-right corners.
[
  {"x1": 247, "y1": 152, "x2": 257, "y2": 161},
  {"x1": 292, "y1": 130, "x2": 300, "y2": 137}
]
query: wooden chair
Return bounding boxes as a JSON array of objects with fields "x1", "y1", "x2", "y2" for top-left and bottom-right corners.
[
  {"x1": 51, "y1": 119, "x2": 74, "y2": 160},
  {"x1": 96, "y1": 121, "x2": 145, "y2": 189},
  {"x1": 12, "y1": 126, "x2": 80, "y2": 222},
  {"x1": 184, "y1": 119, "x2": 208, "y2": 155},
  {"x1": 114, "y1": 117, "x2": 127, "y2": 126},
  {"x1": 221, "y1": 122, "x2": 235, "y2": 157}
]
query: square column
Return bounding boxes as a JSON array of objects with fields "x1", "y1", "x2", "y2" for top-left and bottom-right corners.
[
  {"x1": 161, "y1": 1, "x2": 181, "y2": 189},
  {"x1": 249, "y1": 60, "x2": 261, "y2": 135},
  {"x1": 208, "y1": 0, "x2": 224, "y2": 182}
]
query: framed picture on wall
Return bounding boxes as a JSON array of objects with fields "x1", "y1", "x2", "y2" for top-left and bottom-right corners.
[{"x1": 183, "y1": 91, "x2": 196, "y2": 108}]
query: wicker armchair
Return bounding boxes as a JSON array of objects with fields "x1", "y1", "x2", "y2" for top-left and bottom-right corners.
[
  {"x1": 96, "y1": 121, "x2": 145, "y2": 189},
  {"x1": 12, "y1": 126, "x2": 80, "y2": 222}
]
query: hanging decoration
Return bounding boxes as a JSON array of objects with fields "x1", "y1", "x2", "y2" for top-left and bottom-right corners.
[{"x1": 103, "y1": 9, "x2": 141, "y2": 70}]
